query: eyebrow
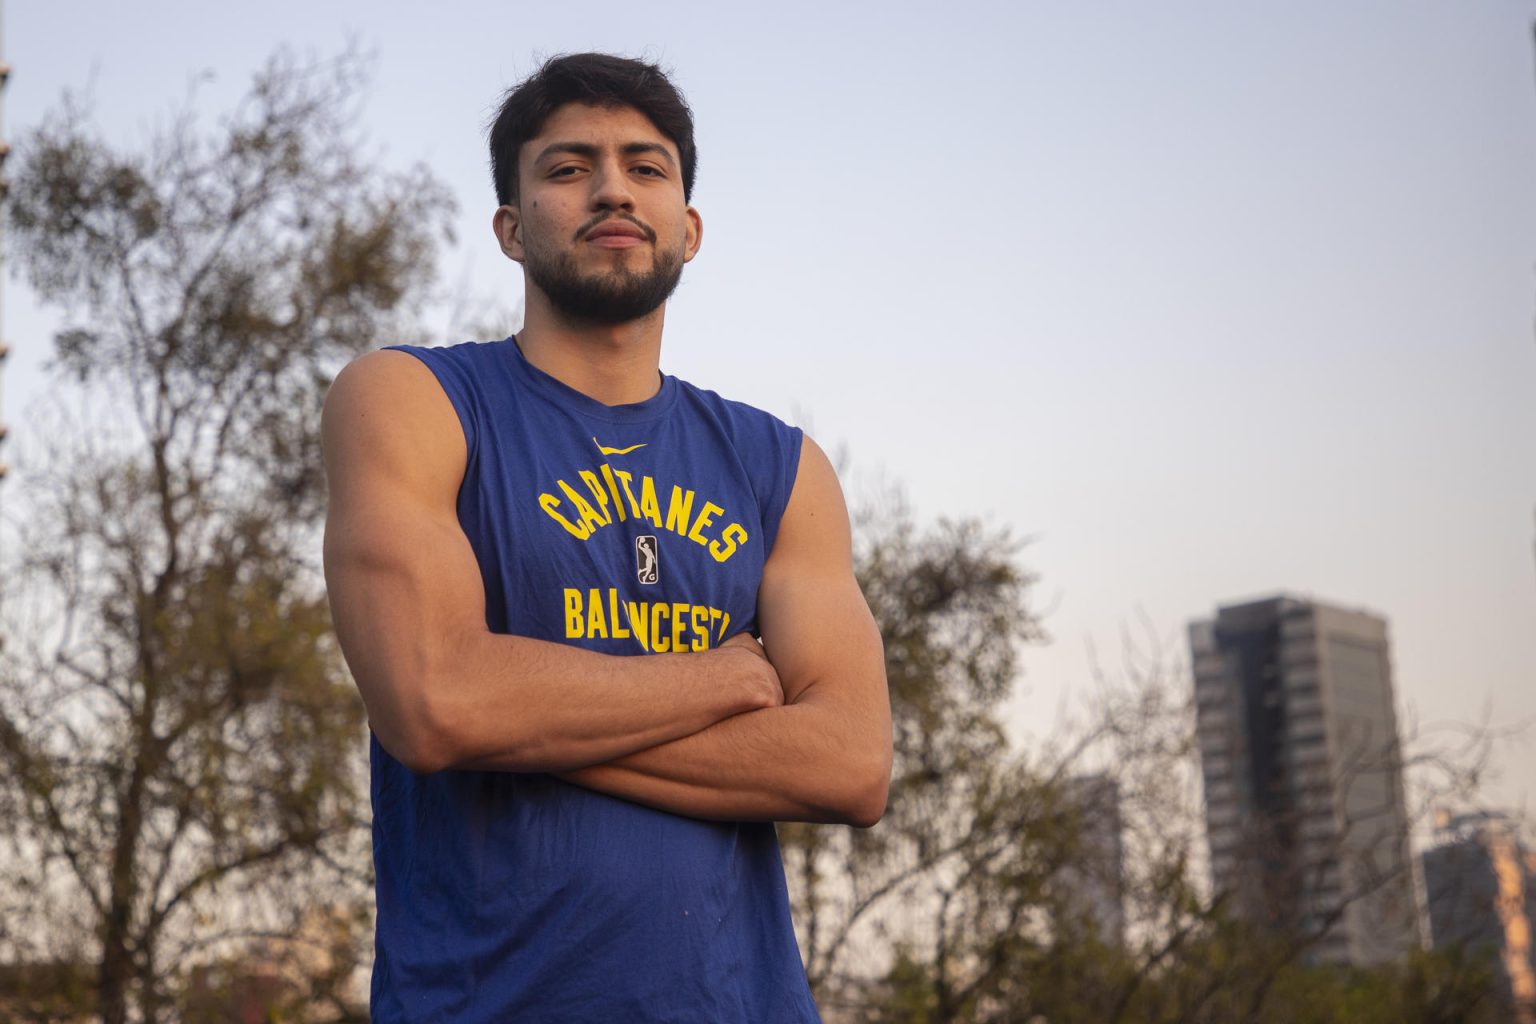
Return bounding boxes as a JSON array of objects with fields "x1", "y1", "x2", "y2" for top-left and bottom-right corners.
[{"x1": 533, "y1": 141, "x2": 677, "y2": 168}]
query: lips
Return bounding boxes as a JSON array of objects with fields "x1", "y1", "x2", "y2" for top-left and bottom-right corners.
[
  {"x1": 580, "y1": 216, "x2": 656, "y2": 248},
  {"x1": 586, "y1": 221, "x2": 647, "y2": 241}
]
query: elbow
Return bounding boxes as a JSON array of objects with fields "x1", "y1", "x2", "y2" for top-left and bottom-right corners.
[
  {"x1": 394, "y1": 732, "x2": 455, "y2": 776},
  {"x1": 377, "y1": 666, "x2": 553, "y2": 775},
  {"x1": 365, "y1": 669, "x2": 464, "y2": 775},
  {"x1": 839, "y1": 749, "x2": 892, "y2": 829},
  {"x1": 339, "y1": 613, "x2": 470, "y2": 774},
  {"x1": 845, "y1": 789, "x2": 888, "y2": 830},
  {"x1": 373, "y1": 699, "x2": 456, "y2": 775},
  {"x1": 370, "y1": 626, "x2": 524, "y2": 774}
]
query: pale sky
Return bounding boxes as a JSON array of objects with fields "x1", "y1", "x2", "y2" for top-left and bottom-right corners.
[{"x1": 3, "y1": 3, "x2": 1534, "y2": 828}]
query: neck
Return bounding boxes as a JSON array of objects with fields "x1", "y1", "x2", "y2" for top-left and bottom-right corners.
[{"x1": 515, "y1": 290, "x2": 666, "y2": 406}]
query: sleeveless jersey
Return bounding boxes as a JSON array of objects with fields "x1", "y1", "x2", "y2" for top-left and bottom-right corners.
[{"x1": 369, "y1": 338, "x2": 821, "y2": 1023}]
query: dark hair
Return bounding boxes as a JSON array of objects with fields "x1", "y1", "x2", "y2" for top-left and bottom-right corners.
[{"x1": 488, "y1": 53, "x2": 698, "y2": 206}]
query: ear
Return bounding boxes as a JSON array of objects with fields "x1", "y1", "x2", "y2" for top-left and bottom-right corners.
[
  {"x1": 682, "y1": 206, "x2": 703, "y2": 264},
  {"x1": 492, "y1": 204, "x2": 524, "y2": 263}
]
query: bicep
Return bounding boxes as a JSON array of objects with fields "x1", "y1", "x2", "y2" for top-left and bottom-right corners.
[
  {"x1": 757, "y1": 437, "x2": 886, "y2": 710},
  {"x1": 321, "y1": 351, "x2": 484, "y2": 757}
]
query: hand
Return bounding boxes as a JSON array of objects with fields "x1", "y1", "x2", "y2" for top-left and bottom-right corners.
[{"x1": 717, "y1": 631, "x2": 785, "y2": 711}]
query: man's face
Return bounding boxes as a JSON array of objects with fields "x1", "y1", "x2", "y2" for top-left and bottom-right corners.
[{"x1": 496, "y1": 103, "x2": 702, "y2": 326}]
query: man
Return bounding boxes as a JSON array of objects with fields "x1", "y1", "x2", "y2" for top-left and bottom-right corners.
[{"x1": 322, "y1": 53, "x2": 891, "y2": 1022}]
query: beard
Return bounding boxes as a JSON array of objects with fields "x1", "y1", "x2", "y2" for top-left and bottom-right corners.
[{"x1": 523, "y1": 219, "x2": 685, "y2": 326}]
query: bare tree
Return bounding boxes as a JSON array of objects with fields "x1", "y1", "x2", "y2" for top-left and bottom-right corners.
[
  {"x1": 779, "y1": 492, "x2": 1060, "y2": 1016},
  {"x1": 0, "y1": 48, "x2": 454, "y2": 1023}
]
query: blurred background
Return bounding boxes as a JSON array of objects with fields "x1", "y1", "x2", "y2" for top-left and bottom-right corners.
[{"x1": 0, "y1": 2, "x2": 1532, "y2": 1022}]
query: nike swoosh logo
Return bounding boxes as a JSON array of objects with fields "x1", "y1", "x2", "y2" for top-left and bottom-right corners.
[{"x1": 593, "y1": 436, "x2": 647, "y2": 456}]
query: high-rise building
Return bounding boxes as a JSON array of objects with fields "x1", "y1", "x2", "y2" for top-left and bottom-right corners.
[
  {"x1": 1189, "y1": 594, "x2": 1417, "y2": 965},
  {"x1": 1057, "y1": 773, "x2": 1126, "y2": 948},
  {"x1": 1421, "y1": 811, "x2": 1536, "y2": 1024}
]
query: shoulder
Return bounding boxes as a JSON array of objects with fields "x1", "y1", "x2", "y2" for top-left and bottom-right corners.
[
  {"x1": 322, "y1": 348, "x2": 468, "y2": 497},
  {"x1": 325, "y1": 348, "x2": 456, "y2": 430},
  {"x1": 772, "y1": 436, "x2": 848, "y2": 550},
  {"x1": 327, "y1": 338, "x2": 516, "y2": 451},
  {"x1": 374, "y1": 340, "x2": 507, "y2": 405}
]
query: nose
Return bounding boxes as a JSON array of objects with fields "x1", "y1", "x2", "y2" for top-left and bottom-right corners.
[{"x1": 589, "y1": 159, "x2": 635, "y2": 212}]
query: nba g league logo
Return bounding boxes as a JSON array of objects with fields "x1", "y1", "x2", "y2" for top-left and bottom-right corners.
[{"x1": 636, "y1": 535, "x2": 659, "y2": 585}]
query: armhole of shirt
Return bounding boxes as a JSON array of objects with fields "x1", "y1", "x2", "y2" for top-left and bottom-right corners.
[{"x1": 758, "y1": 422, "x2": 804, "y2": 559}]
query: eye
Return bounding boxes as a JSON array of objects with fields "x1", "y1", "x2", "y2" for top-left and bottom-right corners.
[
  {"x1": 633, "y1": 164, "x2": 665, "y2": 178},
  {"x1": 550, "y1": 165, "x2": 584, "y2": 178}
]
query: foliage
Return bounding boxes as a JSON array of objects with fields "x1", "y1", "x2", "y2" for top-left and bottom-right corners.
[{"x1": 0, "y1": 49, "x2": 453, "y2": 1023}]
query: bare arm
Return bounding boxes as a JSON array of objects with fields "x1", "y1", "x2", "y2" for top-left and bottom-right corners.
[
  {"x1": 321, "y1": 350, "x2": 781, "y2": 774},
  {"x1": 559, "y1": 436, "x2": 893, "y2": 826}
]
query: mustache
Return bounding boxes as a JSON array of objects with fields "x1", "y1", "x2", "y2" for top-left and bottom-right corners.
[{"x1": 574, "y1": 213, "x2": 658, "y2": 245}]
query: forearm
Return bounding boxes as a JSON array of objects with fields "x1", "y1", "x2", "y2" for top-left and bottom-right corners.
[
  {"x1": 561, "y1": 686, "x2": 891, "y2": 826},
  {"x1": 441, "y1": 632, "x2": 785, "y2": 773}
]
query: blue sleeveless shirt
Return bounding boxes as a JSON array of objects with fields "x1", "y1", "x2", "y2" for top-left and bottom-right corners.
[{"x1": 370, "y1": 338, "x2": 821, "y2": 1023}]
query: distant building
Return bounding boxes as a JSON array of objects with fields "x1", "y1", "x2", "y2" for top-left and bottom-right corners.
[
  {"x1": 1421, "y1": 811, "x2": 1536, "y2": 1024},
  {"x1": 1057, "y1": 773, "x2": 1126, "y2": 947},
  {"x1": 1189, "y1": 594, "x2": 1417, "y2": 965}
]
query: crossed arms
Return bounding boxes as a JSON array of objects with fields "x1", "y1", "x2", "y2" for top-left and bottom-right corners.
[{"x1": 321, "y1": 351, "x2": 892, "y2": 827}]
